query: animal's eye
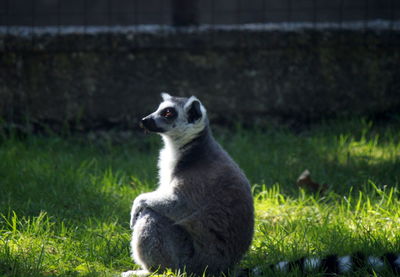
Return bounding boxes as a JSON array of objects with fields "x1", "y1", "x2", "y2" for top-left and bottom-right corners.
[{"x1": 161, "y1": 108, "x2": 176, "y2": 119}]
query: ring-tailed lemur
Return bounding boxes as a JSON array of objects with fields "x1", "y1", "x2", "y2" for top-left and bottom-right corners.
[
  {"x1": 271, "y1": 252, "x2": 400, "y2": 275},
  {"x1": 122, "y1": 93, "x2": 254, "y2": 277}
]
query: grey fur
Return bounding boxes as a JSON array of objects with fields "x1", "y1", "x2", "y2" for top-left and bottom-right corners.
[{"x1": 124, "y1": 93, "x2": 254, "y2": 276}]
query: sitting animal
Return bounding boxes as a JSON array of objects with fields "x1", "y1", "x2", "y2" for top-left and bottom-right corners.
[{"x1": 122, "y1": 93, "x2": 254, "y2": 277}]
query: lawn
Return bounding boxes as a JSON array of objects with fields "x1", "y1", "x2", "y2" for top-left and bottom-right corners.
[{"x1": 0, "y1": 119, "x2": 399, "y2": 276}]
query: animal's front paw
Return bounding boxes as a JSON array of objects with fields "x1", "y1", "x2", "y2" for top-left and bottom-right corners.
[{"x1": 130, "y1": 196, "x2": 148, "y2": 229}]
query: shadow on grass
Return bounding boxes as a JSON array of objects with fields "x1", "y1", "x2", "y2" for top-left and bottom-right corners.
[
  {"x1": 0, "y1": 134, "x2": 160, "y2": 226},
  {"x1": 0, "y1": 135, "x2": 154, "y2": 276}
]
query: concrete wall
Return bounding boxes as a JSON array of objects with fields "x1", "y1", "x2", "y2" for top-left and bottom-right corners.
[{"x1": 1, "y1": 29, "x2": 399, "y2": 131}]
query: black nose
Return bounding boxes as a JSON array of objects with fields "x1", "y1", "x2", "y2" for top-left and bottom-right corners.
[
  {"x1": 141, "y1": 117, "x2": 149, "y2": 126},
  {"x1": 140, "y1": 117, "x2": 151, "y2": 129},
  {"x1": 140, "y1": 116, "x2": 164, "y2": 133}
]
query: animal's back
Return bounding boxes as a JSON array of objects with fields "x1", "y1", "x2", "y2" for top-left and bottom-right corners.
[{"x1": 173, "y1": 137, "x2": 254, "y2": 274}]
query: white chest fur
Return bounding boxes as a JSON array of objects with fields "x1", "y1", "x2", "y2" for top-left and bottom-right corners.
[{"x1": 158, "y1": 136, "x2": 181, "y2": 188}]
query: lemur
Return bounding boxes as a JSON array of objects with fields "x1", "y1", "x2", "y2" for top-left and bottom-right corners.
[{"x1": 122, "y1": 93, "x2": 254, "y2": 277}]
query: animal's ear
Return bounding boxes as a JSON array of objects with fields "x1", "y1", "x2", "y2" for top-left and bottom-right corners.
[
  {"x1": 161, "y1": 92, "x2": 172, "y2": 101},
  {"x1": 185, "y1": 96, "x2": 202, "y2": 123}
]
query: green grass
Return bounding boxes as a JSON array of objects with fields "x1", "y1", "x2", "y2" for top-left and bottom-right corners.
[{"x1": 0, "y1": 119, "x2": 399, "y2": 276}]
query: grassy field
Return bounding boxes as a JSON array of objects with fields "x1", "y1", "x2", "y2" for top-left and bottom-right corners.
[{"x1": 0, "y1": 119, "x2": 399, "y2": 276}]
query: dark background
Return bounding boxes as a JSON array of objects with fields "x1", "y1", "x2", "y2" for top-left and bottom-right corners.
[
  {"x1": 1, "y1": 0, "x2": 398, "y2": 26},
  {"x1": 0, "y1": 0, "x2": 400, "y2": 132}
]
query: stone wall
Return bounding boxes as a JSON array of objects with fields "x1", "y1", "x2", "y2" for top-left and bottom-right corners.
[{"x1": 1, "y1": 28, "x2": 400, "y2": 131}]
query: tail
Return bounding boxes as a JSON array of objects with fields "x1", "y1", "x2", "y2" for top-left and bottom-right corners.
[{"x1": 271, "y1": 252, "x2": 400, "y2": 275}]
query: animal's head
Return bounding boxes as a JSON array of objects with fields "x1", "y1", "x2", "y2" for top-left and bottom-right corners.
[{"x1": 140, "y1": 93, "x2": 208, "y2": 141}]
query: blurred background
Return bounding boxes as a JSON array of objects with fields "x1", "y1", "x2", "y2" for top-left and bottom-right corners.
[
  {"x1": 1, "y1": 0, "x2": 400, "y2": 132},
  {"x1": 2, "y1": 0, "x2": 399, "y2": 26}
]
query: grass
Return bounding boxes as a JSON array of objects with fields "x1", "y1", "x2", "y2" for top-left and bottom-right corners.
[{"x1": 0, "y1": 118, "x2": 399, "y2": 276}]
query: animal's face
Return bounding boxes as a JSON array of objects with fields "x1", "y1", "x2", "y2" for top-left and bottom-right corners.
[{"x1": 141, "y1": 93, "x2": 207, "y2": 138}]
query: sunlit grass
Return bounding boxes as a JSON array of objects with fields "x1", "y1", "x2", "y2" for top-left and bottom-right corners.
[
  {"x1": 249, "y1": 185, "x2": 400, "y2": 273},
  {"x1": 0, "y1": 119, "x2": 399, "y2": 276}
]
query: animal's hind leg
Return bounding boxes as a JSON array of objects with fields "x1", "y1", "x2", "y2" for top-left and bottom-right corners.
[
  {"x1": 130, "y1": 208, "x2": 194, "y2": 273},
  {"x1": 121, "y1": 269, "x2": 150, "y2": 277}
]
